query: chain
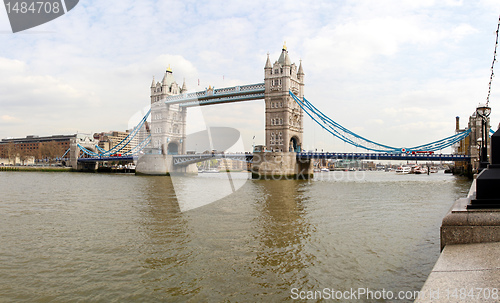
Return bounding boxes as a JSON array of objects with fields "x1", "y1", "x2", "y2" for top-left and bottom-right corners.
[{"x1": 486, "y1": 15, "x2": 500, "y2": 106}]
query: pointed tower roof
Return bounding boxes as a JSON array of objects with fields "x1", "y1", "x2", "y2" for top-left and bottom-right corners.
[
  {"x1": 162, "y1": 66, "x2": 176, "y2": 86},
  {"x1": 265, "y1": 52, "x2": 272, "y2": 69},
  {"x1": 298, "y1": 59, "x2": 304, "y2": 75},
  {"x1": 284, "y1": 52, "x2": 291, "y2": 66},
  {"x1": 181, "y1": 78, "x2": 187, "y2": 92},
  {"x1": 277, "y1": 42, "x2": 291, "y2": 66},
  {"x1": 151, "y1": 76, "x2": 155, "y2": 87}
]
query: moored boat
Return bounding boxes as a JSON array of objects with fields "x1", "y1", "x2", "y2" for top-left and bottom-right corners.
[{"x1": 396, "y1": 166, "x2": 411, "y2": 174}]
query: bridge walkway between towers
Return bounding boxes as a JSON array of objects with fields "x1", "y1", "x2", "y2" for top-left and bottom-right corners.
[{"x1": 163, "y1": 83, "x2": 265, "y2": 107}]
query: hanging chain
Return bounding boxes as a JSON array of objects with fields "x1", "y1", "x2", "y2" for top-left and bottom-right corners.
[{"x1": 486, "y1": 15, "x2": 500, "y2": 106}]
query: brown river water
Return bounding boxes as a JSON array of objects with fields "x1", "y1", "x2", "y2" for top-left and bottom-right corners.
[{"x1": 0, "y1": 171, "x2": 471, "y2": 302}]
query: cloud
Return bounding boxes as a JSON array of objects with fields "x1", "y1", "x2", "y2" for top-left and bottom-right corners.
[
  {"x1": 368, "y1": 119, "x2": 385, "y2": 126},
  {"x1": 0, "y1": 115, "x2": 21, "y2": 122},
  {"x1": 0, "y1": 57, "x2": 87, "y2": 109},
  {"x1": 0, "y1": 0, "x2": 498, "y2": 153}
]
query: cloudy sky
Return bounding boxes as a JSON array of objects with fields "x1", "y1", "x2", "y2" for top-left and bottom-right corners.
[{"x1": 1, "y1": 0, "x2": 500, "y2": 153}]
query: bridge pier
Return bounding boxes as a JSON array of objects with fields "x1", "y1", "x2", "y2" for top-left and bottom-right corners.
[
  {"x1": 251, "y1": 152, "x2": 313, "y2": 180},
  {"x1": 69, "y1": 135, "x2": 99, "y2": 171},
  {"x1": 135, "y1": 154, "x2": 198, "y2": 176}
]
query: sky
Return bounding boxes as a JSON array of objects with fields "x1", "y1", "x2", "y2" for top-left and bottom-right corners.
[{"x1": 1, "y1": 0, "x2": 500, "y2": 153}]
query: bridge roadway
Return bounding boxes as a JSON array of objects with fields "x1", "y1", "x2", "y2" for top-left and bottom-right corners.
[
  {"x1": 296, "y1": 152, "x2": 471, "y2": 162},
  {"x1": 172, "y1": 153, "x2": 253, "y2": 166},
  {"x1": 78, "y1": 152, "x2": 470, "y2": 165},
  {"x1": 78, "y1": 156, "x2": 135, "y2": 163},
  {"x1": 172, "y1": 152, "x2": 469, "y2": 166}
]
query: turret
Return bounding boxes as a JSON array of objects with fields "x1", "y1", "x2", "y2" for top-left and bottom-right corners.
[
  {"x1": 181, "y1": 78, "x2": 187, "y2": 93},
  {"x1": 150, "y1": 76, "x2": 156, "y2": 97},
  {"x1": 265, "y1": 53, "x2": 272, "y2": 70},
  {"x1": 298, "y1": 60, "x2": 304, "y2": 80}
]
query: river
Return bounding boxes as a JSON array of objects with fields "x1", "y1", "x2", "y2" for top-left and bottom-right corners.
[{"x1": 0, "y1": 170, "x2": 471, "y2": 302}]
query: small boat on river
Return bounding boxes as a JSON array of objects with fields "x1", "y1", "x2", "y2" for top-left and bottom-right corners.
[{"x1": 396, "y1": 166, "x2": 411, "y2": 174}]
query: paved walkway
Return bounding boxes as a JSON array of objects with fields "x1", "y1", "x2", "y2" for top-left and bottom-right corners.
[{"x1": 415, "y1": 242, "x2": 500, "y2": 302}]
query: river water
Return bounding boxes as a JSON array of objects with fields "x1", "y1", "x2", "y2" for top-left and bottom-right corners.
[{"x1": 0, "y1": 171, "x2": 471, "y2": 302}]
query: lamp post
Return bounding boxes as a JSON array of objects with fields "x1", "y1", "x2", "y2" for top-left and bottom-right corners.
[
  {"x1": 468, "y1": 105, "x2": 500, "y2": 209},
  {"x1": 476, "y1": 104, "x2": 491, "y2": 170}
]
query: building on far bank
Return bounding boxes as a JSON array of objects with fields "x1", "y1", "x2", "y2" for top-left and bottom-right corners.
[
  {"x1": 0, "y1": 134, "x2": 76, "y2": 165},
  {"x1": 217, "y1": 158, "x2": 247, "y2": 171},
  {"x1": 94, "y1": 130, "x2": 140, "y2": 155}
]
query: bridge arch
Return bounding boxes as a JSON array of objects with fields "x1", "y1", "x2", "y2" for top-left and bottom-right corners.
[
  {"x1": 289, "y1": 136, "x2": 301, "y2": 152},
  {"x1": 167, "y1": 142, "x2": 179, "y2": 155}
]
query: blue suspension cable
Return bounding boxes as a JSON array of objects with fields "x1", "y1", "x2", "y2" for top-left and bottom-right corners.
[
  {"x1": 76, "y1": 108, "x2": 151, "y2": 158},
  {"x1": 290, "y1": 90, "x2": 471, "y2": 153}
]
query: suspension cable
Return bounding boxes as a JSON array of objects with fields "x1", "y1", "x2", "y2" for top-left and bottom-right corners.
[{"x1": 290, "y1": 90, "x2": 471, "y2": 153}]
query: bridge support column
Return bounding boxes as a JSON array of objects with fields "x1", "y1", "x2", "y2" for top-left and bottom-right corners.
[
  {"x1": 251, "y1": 152, "x2": 313, "y2": 180},
  {"x1": 135, "y1": 154, "x2": 197, "y2": 176},
  {"x1": 69, "y1": 138, "x2": 79, "y2": 170},
  {"x1": 69, "y1": 136, "x2": 99, "y2": 171}
]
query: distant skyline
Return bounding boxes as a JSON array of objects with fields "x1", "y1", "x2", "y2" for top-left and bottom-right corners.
[{"x1": 1, "y1": 0, "x2": 500, "y2": 152}]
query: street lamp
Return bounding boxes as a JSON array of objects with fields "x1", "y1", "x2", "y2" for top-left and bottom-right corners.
[{"x1": 476, "y1": 104, "x2": 491, "y2": 170}]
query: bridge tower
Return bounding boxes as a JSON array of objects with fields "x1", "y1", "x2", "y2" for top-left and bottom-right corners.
[
  {"x1": 264, "y1": 43, "x2": 305, "y2": 152},
  {"x1": 149, "y1": 66, "x2": 188, "y2": 155}
]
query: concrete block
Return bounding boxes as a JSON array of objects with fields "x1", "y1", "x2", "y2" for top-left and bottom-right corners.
[
  {"x1": 440, "y1": 195, "x2": 500, "y2": 249},
  {"x1": 442, "y1": 211, "x2": 468, "y2": 226},
  {"x1": 441, "y1": 226, "x2": 473, "y2": 250},
  {"x1": 433, "y1": 242, "x2": 500, "y2": 271},
  {"x1": 416, "y1": 243, "x2": 500, "y2": 303},
  {"x1": 468, "y1": 211, "x2": 500, "y2": 226},
  {"x1": 472, "y1": 226, "x2": 500, "y2": 243}
]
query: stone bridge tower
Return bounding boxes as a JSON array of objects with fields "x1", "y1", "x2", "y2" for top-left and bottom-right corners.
[
  {"x1": 150, "y1": 66, "x2": 188, "y2": 155},
  {"x1": 264, "y1": 43, "x2": 304, "y2": 152}
]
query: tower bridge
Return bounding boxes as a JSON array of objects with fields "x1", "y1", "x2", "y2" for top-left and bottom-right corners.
[
  {"x1": 73, "y1": 43, "x2": 474, "y2": 177},
  {"x1": 135, "y1": 43, "x2": 308, "y2": 176}
]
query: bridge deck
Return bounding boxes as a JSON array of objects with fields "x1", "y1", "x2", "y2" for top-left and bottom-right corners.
[
  {"x1": 297, "y1": 152, "x2": 470, "y2": 161},
  {"x1": 173, "y1": 153, "x2": 252, "y2": 166},
  {"x1": 78, "y1": 156, "x2": 135, "y2": 162},
  {"x1": 78, "y1": 152, "x2": 469, "y2": 165}
]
